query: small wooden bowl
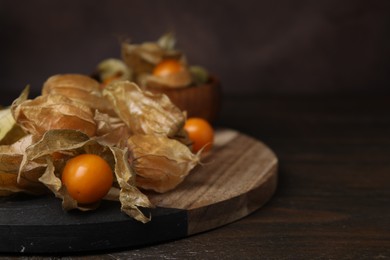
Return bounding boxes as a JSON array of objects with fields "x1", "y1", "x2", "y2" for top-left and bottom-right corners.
[{"x1": 144, "y1": 76, "x2": 221, "y2": 122}]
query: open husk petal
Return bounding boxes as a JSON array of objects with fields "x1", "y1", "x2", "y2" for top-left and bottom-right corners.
[
  {"x1": 14, "y1": 129, "x2": 152, "y2": 221},
  {"x1": 0, "y1": 134, "x2": 48, "y2": 196},
  {"x1": 109, "y1": 146, "x2": 152, "y2": 223}
]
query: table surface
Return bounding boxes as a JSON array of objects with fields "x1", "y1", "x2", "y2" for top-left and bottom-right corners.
[{"x1": 2, "y1": 93, "x2": 390, "y2": 259}]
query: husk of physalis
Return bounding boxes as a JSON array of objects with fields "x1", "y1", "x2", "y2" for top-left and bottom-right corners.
[
  {"x1": 0, "y1": 106, "x2": 26, "y2": 145},
  {"x1": 144, "y1": 59, "x2": 193, "y2": 89},
  {"x1": 14, "y1": 129, "x2": 152, "y2": 223},
  {"x1": 127, "y1": 134, "x2": 200, "y2": 193},
  {"x1": 11, "y1": 86, "x2": 97, "y2": 137},
  {"x1": 96, "y1": 58, "x2": 132, "y2": 83},
  {"x1": 94, "y1": 110, "x2": 131, "y2": 148},
  {"x1": 103, "y1": 80, "x2": 185, "y2": 137},
  {"x1": 0, "y1": 134, "x2": 45, "y2": 196},
  {"x1": 41, "y1": 74, "x2": 114, "y2": 115},
  {"x1": 121, "y1": 33, "x2": 182, "y2": 84}
]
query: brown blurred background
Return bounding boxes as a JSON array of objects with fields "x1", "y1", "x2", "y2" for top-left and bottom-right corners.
[{"x1": 1, "y1": 0, "x2": 389, "y2": 104}]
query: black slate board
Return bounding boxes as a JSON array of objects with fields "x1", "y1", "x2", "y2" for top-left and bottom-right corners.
[{"x1": 0, "y1": 194, "x2": 187, "y2": 253}]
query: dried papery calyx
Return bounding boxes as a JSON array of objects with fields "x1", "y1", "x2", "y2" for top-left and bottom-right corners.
[
  {"x1": 146, "y1": 58, "x2": 193, "y2": 88},
  {"x1": 156, "y1": 32, "x2": 177, "y2": 51},
  {"x1": 41, "y1": 74, "x2": 113, "y2": 114},
  {"x1": 128, "y1": 134, "x2": 200, "y2": 193},
  {"x1": 103, "y1": 81, "x2": 185, "y2": 137},
  {"x1": 121, "y1": 33, "x2": 182, "y2": 85},
  {"x1": 0, "y1": 106, "x2": 26, "y2": 145},
  {"x1": 11, "y1": 87, "x2": 97, "y2": 137},
  {"x1": 121, "y1": 41, "x2": 165, "y2": 84},
  {"x1": 93, "y1": 110, "x2": 131, "y2": 148},
  {"x1": 13, "y1": 129, "x2": 152, "y2": 222},
  {"x1": 0, "y1": 134, "x2": 46, "y2": 196},
  {"x1": 96, "y1": 58, "x2": 132, "y2": 83}
]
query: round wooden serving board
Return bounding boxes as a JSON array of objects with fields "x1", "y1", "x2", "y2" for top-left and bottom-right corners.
[{"x1": 0, "y1": 129, "x2": 278, "y2": 254}]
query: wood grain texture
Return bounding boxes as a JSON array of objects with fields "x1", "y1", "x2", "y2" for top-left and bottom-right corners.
[{"x1": 149, "y1": 129, "x2": 278, "y2": 234}]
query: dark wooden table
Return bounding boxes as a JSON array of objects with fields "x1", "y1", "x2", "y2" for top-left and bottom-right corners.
[{"x1": 2, "y1": 93, "x2": 390, "y2": 259}]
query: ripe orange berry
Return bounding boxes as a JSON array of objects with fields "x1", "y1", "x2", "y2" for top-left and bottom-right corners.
[
  {"x1": 184, "y1": 118, "x2": 214, "y2": 153},
  {"x1": 61, "y1": 154, "x2": 113, "y2": 204},
  {"x1": 153, "y1": 59, "x2": 185, "y2": 77}
]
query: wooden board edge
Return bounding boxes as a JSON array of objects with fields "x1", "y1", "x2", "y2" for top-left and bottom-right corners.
[{"x1": 187, "y1": 161, "x2": 278, "y2": 235}]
